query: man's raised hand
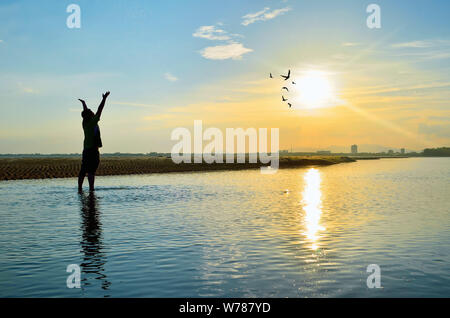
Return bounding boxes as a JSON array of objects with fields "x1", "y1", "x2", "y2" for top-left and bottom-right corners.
[
  {"x1": 102, "y1": 91, "x2": 110, "y2": 99},
  {"x1": 78, "y1": 99, "x2": 87, "y2": 109}
]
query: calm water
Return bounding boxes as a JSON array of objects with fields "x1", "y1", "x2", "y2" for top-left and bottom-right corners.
[{"x1": 0, "y1": 158, "x2": 449, "y2": 297}]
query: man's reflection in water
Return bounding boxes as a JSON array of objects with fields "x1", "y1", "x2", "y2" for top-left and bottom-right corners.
[{"x1": 79, "y1": 192, "x2": 111, "y2": 292}]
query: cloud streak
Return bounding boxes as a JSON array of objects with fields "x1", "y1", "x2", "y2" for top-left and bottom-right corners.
[
  {"x1": 392, "y1": 41, "x2": 434, "y2": 48},
  {"x1": 342, "y1": 42, "x2": 360, "y2": 47},
  {"x1": 193, "y1": 25, "x2": 237, "y2": 41},
  {"x1": 17, "y1": 82, "x2": 38, "y2": 94},
  {"x1": 390, "y1": 39, "x2": 450, "y2": 60},
  {"x1": 164, "y1": 72, "x2": 178, "y2": 82},
  {"x1": 391, "y1": 39, "x2": 450, "y2": 48},
  {"x1": 419, "y1": 123, "x2": 450, "y2": 138},
  {"x1": 200, "y1": 43, "x2": 253, "y2": 60},
  {"x1": 241, "y1": 7, "x2": 291, "y2": 26}
]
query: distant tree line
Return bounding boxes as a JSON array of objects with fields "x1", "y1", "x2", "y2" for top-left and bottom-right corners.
[{"x1": 422, "y1": 147, "x2": 450, "y2": 157}]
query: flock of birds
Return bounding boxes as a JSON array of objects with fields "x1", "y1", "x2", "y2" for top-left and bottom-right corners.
[{"x1": 270, "y1": 69, "x2": 295, "y2": 108}]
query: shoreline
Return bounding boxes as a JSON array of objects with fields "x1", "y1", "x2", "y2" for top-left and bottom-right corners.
[{"x1": 0, "y1": 155, "x2": 355, "y2": 181}]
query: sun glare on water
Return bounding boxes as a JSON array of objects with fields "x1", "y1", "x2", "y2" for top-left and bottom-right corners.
[
  {"x1": 294, "y1": 70, "x2": 336, "y2": 109},
  {"x1": 302, "y1": 168, "x2": 325, "y2": 250}
]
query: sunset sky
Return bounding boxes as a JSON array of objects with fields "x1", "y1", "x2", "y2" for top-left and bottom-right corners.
[{"x1": 1, "y1": 0, "x2": 449, "y2": 153}]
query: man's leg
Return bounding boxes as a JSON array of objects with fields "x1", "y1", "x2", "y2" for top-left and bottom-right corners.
[
  {"x1": 87, "y1": 173, "x2": 95, "y2": 191},
  {"x1": 87, "y1": 149, "x2": 100, "y2": 192},
  {"x1": 78, "y1": 168, "x2": 86, "y2": 192}
]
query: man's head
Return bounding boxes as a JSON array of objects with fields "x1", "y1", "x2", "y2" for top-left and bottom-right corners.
[{"x1": 81, "y1": 109, "x2": 95, "y2": 120}]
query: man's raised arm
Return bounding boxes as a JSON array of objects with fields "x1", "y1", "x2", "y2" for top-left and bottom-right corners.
[{"x1": 96, "y1": 91, "x2": 110, "y2": 119}]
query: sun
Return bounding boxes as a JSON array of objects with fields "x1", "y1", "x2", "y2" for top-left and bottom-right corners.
[{"x1": 294, "y1": 71, "x2": 335, "y2": 109}]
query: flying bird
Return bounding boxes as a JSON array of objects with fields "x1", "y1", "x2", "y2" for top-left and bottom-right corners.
[
  {"x1": 292, "y1": 81, "x2": 296, "y2": 84},
  {"x1": 282, "y1": 86, "x2": 289, "y2": 92},
  {"x1": 280, "y1": 69, "x2": 290, "y2": 81},
  {"x1": 270, "y1": 73, "x2": 273, "y2": 78},
  {"x1": 288, "y1": 103, "x2": 292, "y2": 108},
  {"x1": 282, "y1": 96, "x2": 287, "y2": 102}
]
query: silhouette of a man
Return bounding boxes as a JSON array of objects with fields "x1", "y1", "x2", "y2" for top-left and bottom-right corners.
[{"x1": 78, "y1": 91, "x2": 110, "y2": 192}]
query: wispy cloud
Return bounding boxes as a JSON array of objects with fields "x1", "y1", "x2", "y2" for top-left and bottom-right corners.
[
  {"x1": 193, "y1": 25, "x2": 236, "y2": 41},
  {"x1": 392, "y1": 41, "x2": 434, "y2": 48},
  {"x1": 342, "y1": 42, "x2": 360, "y2": 47},
  {"x1": 428, "y1": 116, "x2": 450, "y2": 122},
  {"x1": 418, "y1": 123, "x2": 450, "y2": 138},
  {"x1": 17, "y1": 82, "x2": 38, "y2": 94},
  {"x1": 241, "y1": 7, "x2": 291, "y2": 26},
  {"x1": 391, "y1": 39, "x2": 450, "y2": 48},
  {"x1": 393, "y1": 51, "x2": 450, "y2": 60},
  {"x1": 164, "y1": 72, "x2": 178, "y2": 82},
  {"x1": 200, "y1": 43, "x2": 253, "y2": 60},
  {"x1": 343, "y1": 82, "x2": 450, "y2": 97},
  {"x1": 390, "y1": 39, "x2": 450, "y2": 60},
  {"x1": 193, "y1": 23, "x2": 249, "y2": 60}
]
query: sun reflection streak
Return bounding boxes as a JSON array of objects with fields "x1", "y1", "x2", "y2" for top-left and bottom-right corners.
[{"x1": 302, "y1": 168, "x2": 325, "y2": 250}]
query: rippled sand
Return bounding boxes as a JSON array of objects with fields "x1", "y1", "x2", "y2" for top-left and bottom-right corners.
[{"x1": 0, "y1": 156, "x2": 354, "y2": 180}]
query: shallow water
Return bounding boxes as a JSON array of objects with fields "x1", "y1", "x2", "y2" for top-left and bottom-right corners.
[{"x1": 0, "y1": 158, "x2": 449, "y2": 297}]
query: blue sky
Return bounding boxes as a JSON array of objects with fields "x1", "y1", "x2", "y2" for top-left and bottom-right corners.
[{"x1": 1, "y1": 0, "x2": 449, "y2": 153}]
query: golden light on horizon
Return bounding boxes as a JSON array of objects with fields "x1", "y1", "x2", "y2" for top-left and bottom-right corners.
[
  {"x1": 294, "y1": 70, "x2": 336, "y2": 109},
  {"x1": 301, "y1": 168, "x2": 325, "y2": 250}
]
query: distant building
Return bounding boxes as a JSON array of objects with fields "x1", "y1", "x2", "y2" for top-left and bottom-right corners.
[
  {"x1": 351, "y1": 144, "x2": 358, "y2": 154},
  {"x1": 400, "y1": 148, "x2": 405, "y2": 154},
  {"x1": 317, "y1": 150, "x2": 331, "y2": 155}
]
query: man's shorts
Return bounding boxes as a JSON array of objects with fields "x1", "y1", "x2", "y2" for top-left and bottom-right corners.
[{"x1": 81, "y1": 148, "x2": 100, "y2": 174}]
